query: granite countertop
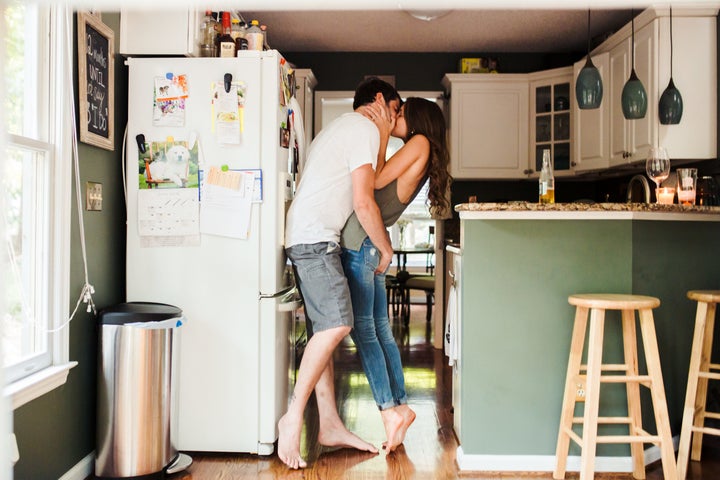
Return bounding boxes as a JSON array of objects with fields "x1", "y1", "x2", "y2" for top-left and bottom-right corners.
[{"x1": 455, "y1": 202, "x2": 720, "y2": 214}]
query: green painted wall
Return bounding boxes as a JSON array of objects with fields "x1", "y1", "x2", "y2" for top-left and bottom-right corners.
[
  {"x1": 12, "y1": 12, "x2": 127, "y2": 480},
  {"x1": 458, "y1": 218, "x2": 720, "y2": 458}
]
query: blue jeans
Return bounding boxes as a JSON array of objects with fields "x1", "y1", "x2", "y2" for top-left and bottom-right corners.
[{"x1": 342, "y1": 237, "x2": 407, "y2": 410}]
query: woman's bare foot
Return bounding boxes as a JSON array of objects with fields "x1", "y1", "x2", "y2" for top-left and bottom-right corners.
[
  {"x1": 380, "y1": 407, "x2": 405, "y2": 452},
  {"x1": 396, "y1": 405, "x2": 416, "y2": 445},
  {"x1": 318, "y1": 422, "x2": 379, "y2": 454},
  {"x1": 277, "y1": 412, "x2": 307, "y2": 469}
]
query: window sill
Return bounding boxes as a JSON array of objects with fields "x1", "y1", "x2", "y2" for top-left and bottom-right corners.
[{"x1": 3, "y1": 362, "x2": 78, "y2": 409}]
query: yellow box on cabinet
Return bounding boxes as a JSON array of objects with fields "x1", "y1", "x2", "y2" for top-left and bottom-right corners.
[{"x1": 459, "y1": 58, "x2": 486, "y2": 73}]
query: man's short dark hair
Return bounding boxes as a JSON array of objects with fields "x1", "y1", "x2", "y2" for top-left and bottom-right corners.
[{"x1": 353, "y1": 77, "x2": 401, "y2": 110}]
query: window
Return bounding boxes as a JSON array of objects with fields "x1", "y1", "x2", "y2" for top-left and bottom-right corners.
[
  {"x1": 315, "y1": 91, "x2": 443, "y2": 266},
  {"x1": 2, "y1": 3, "x2": 74, "y2": 408}
]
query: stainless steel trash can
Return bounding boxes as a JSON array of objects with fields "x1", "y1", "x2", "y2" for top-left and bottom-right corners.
[{"x1": 95, "y1": 302, "x2": 191, "y2": 479}]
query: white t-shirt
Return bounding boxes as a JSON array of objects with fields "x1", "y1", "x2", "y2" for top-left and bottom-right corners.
[{"x1": 285, "y1": 112, "x2": 379, "y2": 247}]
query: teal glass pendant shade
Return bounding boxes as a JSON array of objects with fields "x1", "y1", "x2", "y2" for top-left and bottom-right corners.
[
  {"x1": 659, "y1": 77, "x2": 683, "y2": 124},
  {"x1": 576, "y1": 57, "x2": 603, "y2": 109},
  {"x1": 621, "y1": 69, "x2": 647, "y2": 119}
]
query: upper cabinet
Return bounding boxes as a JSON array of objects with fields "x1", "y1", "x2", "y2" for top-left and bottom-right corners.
[
  {"x1": 573, "y1": 52, "x2": 611, "y2": 172},
  {"x1": 572, "y1": 7, "x2": 717, "y2": 172},
  {"x1": 120, "y1": 9, "x2": 203, "y2": 56},
  {"x1": 608, "y1": 21, "x2": 655, "y2": 167},
  {"x1": 443, "y1": 7, "x2": 716, "y2": 180},
  {"x1": 528, "y1": 67, "x2": 573, "y2": 177},
  {"x1": 442, "y1": 74, "x2": 529, "y2": 179}
]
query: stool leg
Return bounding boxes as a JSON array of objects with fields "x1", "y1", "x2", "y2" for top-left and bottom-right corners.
[
  {"x1": 425, "y1": 291, "x2": 433, "y2": 323},
  {"x1": 638, "y1": 308, "x2": 677, "y2": 480},
  {"x1": 579, "y1": 307, "x2": 605, "y2": 480},
  {"x1": 554, "y1": 306, "x2": 589, "y2": 480},
  {"x1": 621, "y1": 309, "x2": 645, "y2": 479},
  {"x1": 691, "y1": 302, "x2": 716, "y2": 462},
  {"x1": 677, "y1": 300, "x2": 710, "y2": 480}
]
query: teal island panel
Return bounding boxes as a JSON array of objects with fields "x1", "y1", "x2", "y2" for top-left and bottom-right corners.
[{"x1": 457, "y1": 218, "x2": 720, "y2": 459}]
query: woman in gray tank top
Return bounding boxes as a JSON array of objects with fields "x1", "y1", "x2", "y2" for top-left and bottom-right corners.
[{"x1": 340, "y1": 98, "x2": 452, "y2": 451}]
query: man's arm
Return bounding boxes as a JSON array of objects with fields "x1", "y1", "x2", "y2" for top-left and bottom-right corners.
[
  {"x1": 351, "y1": 164, "x2": 393, "y2": 274},
  {"x1": 356, "y1": 98, "x2": 394, "y2": 179}
]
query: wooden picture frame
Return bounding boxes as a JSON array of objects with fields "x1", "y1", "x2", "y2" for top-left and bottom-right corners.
[{"x1": 77, "y1": 11, "x2": 114, "y2": 150}]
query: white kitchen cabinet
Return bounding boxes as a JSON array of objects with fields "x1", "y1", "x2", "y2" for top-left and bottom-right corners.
[
  {"x1": 572, "y1": 52, "x2": 611, "y2": 172},
  {"x1": 120, "y1": 9, "x2": 203, "y2": 56},
  {"x1": 528, "y1": 67, "x2": 573, "y2": 177},
  {"x1": 442, "y1": 74, "x2": 529, "y2": 179},
  {"x1": 608, "y1": 23, "x2": 655, "y2": 167},
  {"x1": 582, "y1": 8, "x2": 717, "y2": 168}
]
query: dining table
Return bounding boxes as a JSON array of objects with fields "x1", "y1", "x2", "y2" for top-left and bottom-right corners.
[{"x1": 392, "y1": 245, "x2": 434, "y2": 274}]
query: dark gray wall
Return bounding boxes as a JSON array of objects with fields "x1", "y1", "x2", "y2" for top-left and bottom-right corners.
[
  {"x1": 12, "y1": 12, "x2": 127, "y2": 480},
  {"x1": 283, "y1": 51, "x2": 581, "y2": 91}
]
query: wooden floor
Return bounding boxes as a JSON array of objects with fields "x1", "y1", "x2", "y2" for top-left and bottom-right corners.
[{"x1": 101, "y1": 304, "x2": 720, "y2": 480}]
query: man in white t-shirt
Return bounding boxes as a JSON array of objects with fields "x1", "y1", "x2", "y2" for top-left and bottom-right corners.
[{"x1": 279, "y1": 78, "x2": 401, "y2": 469}]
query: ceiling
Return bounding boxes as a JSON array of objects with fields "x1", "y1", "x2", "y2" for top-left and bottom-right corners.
[{"x1": 240, "y1": 9, "x2": 636, "y2": 53}]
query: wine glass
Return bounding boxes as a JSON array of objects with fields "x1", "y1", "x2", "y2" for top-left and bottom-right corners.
[{"x1": 646, "y1": 147, "x2": 671, "y2": 202}]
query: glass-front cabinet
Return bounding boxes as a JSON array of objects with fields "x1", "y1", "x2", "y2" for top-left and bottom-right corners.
[{"x1": 529, "y1": 67, "x2": 572, "y2": 176}]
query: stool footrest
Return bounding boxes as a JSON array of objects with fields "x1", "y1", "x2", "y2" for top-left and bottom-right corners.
[
  {"x1": 599, "y1": 375, "x2": 652, "y2": 384},
  {"x1": 692, "y1": 425, "x2": 720, "y2": 437},
  {"x1": 564, "y1": 425, "x2": 662, "y2": 447},
  {"x1": 572, "y1": 416, "x2": 632, "y2": 425},
  {"x1": 703, "y1": 411, "x2": 720, "y2": 421},
  {"x1": 596, "y1": 434, "x2": 661, "y2": 445},
  {"x1": 580, "y1": 363, "x2": 632, "y2": 372},
  {"x1": 698, "y1": 371, "x2": 720, "y2": 380}
]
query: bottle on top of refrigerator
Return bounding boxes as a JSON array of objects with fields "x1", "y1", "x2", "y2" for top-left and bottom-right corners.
[
  {"x1": 230, "y1": 18, "x2": 242, "y2": 40},
  {"x1": 260, "y1": 24, "x2": 269, "y2": 50},
  {"x1": 235, "y1": 20, "x2": 248, "y2": 52},
  {"x1": 213, "y1": 11, "x2": 223, "y2": 38},
  {"x1": 539, "y1": 149, "x2": 555, "y2": 204},
  {"x1": 216, "y1": 11, "x2": 236, "y2": 58},
  {"x1": 246, "y1": 20, "x2": 263, "y2": 51},
  {"x1": 198, "y1": 10, "x2": 218, "y2": 57}
]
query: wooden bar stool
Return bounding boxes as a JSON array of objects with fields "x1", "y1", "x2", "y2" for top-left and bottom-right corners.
[
  {"x1": 554, "y1": 294, "x2": 677, "y2": 480},
  {"x1": 677, "y1": 290, "x2": 720, "y2": 480}
]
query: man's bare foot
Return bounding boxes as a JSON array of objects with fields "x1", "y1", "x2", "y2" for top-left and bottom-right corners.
[
  {"x1": 277, "y1": 413, "x2": 307, "y2": 469},
  {"x1": 318, "y1": 422, "x2": 379, "y2": 454},
  {"x1": 380, "y1": 407, "x2": 405, "y2": 452},
  {"x1": 396, "y1": 404, "x2": 416, "y2": 445}
]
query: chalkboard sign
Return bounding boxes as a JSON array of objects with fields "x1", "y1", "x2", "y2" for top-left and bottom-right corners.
[{"x1": 78, "y1": 12, "x2": 114, "y2": 150}]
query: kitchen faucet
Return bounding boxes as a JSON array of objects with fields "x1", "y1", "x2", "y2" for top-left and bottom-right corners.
[{"x1": 627, "y1": 174, "x2": 651, "y2": 203}]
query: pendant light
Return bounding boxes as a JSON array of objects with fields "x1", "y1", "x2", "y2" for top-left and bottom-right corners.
[
  {"x1": 621, "y1": 10, "x2": 648, "y2": 119},
  {"x1": 659, "y1": 6, "x2": 683, "y2": 124},
  {"x1": 576, "y1": 10, "x2": 603, "y2": 109}
]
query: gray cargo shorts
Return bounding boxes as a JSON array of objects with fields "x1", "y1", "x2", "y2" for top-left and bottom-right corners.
[{"x1": 286, "y1": 242, "x2": 354, "y2": 335}]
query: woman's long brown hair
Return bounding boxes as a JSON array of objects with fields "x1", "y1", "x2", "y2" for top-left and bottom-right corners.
[{"x1": 403, "y1": 97, "x2": 452, "y2": 216}]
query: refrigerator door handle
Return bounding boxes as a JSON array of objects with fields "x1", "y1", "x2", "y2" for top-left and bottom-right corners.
[{"x1": 258, "y1": 284, "x2": 295, "y2": 301}]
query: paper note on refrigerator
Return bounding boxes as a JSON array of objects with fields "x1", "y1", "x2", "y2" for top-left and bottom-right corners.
[
  {"x1": 199, "y1": 170, "x2": 256, "y2": 239},
  {"x1": 153, "y1": 74, "x2": 188, "y2": 127},
  {"x1": 211, "y1": 81, "x2": 246, "y2": 145},
  {"x1": 137, "y1": 188, "x2": 200, "y2": 239}
]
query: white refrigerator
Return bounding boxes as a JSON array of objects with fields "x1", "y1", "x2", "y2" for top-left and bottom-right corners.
[{"x1": 125, "y1": 52, "x2": 302, "y2": 454}]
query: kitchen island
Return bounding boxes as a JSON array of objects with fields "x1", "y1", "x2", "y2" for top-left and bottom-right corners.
[{"x1": 451, "y1": 202, "x2": 720, "y2": 473}]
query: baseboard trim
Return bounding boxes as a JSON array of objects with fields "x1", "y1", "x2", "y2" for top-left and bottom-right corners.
[
  {"x1": 59, "y1": 451, "x2": 94, "y2": 480},
  {"x1": 456, "y1": 436, "x2": 679, "y2": 473}
]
